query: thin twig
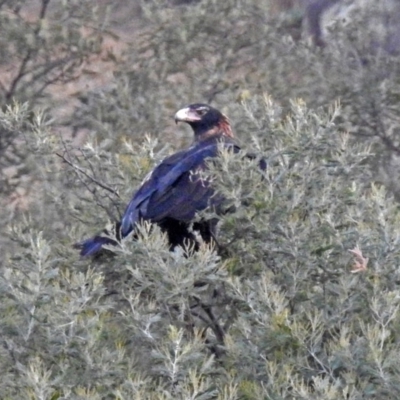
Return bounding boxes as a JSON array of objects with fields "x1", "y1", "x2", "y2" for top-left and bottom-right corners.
[
  {"x1": 57, "y1": 132, "x2": 122, "y2": 222},
  {"x1": 56, "y1": 152, "x2": 120, "y2": 197},
  {"x1": 80, "y1": 148, "x2": 123, "y2": 219}
]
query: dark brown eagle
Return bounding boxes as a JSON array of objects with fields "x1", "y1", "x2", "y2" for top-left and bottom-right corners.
[{"x1": 76, "y1": 103, "x2": 259, "y2": 257}]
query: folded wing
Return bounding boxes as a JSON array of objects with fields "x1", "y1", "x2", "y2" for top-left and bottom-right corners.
[{"x1": 120, "y1": 137, "x2": 238, "y2": 236}]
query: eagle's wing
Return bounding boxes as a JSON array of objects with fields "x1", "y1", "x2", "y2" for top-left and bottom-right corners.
[{"x1": 120, "y1": 138, "x2": 238, "y2": 236}]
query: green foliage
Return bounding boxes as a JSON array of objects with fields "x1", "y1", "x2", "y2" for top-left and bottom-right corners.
[
  {"x1": 0, "y1": 0, "x2": 107, "y2": 104},
  {"x1": 4, "y1": 94, "x2": 400, "y2": 398},
  {"x1": 0, "y1": 0, "x2": 113, "y2": 234},
  {"x1": 3, "y1": 0, "x2": 400, "y2": 398}
]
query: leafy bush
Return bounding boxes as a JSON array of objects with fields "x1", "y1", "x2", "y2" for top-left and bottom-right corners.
[
  {"x1": 3, "y1": 95, "x2": 400, "y2": 398},
  {"x1": 3, "y1": 0, "x2": 400, "y2": 398},
  {"x1": 0, "y1": 0, "x2": 112, "y2": 229}
]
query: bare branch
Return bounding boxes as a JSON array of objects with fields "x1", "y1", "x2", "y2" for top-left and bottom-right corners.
[
  {"x1": 5, "y1": 0, "x2": 52, "y2": 101},
  {"x1": 55, "y1": 151, "x2": 120, "y2": 198}
]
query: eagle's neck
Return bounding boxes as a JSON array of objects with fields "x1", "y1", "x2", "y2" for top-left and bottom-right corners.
[{"x1": 194, "y1": 114, "x2": 234, "y2": 142}]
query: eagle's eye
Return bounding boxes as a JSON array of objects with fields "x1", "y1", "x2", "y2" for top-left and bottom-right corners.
[{"x1": 196, "y1": 107, "x2": 208, "y2": 116}]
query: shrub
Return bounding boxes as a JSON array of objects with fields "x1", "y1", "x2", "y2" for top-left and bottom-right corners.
[
  {"x1": 3, "y1": 0, "x2": 400, "y2": 398},
  {"x1": 3, "y1": 95, "x2": 400, "y2": 398}
]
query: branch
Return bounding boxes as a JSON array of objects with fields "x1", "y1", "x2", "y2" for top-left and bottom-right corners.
[
  {"x1": 55, "y1": 152, "x2": 120, "y2": 197},
  {"x1": 5, "y1": 0, "x2": 52, "y2": 101}
]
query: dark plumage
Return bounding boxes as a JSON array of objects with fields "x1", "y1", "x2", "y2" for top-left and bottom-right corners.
[{"x1": 76, "y1": 103, "x2": 239, "y2": 257}]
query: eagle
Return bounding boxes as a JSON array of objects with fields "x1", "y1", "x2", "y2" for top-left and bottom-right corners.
[{"x1": 76, "y1": 103, "x2": 257, "y2": 257}]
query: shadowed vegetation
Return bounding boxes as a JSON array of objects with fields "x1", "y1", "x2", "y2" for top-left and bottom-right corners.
[{"x1": 2, "y1": 0, "x2": 400, "y2": 398}]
